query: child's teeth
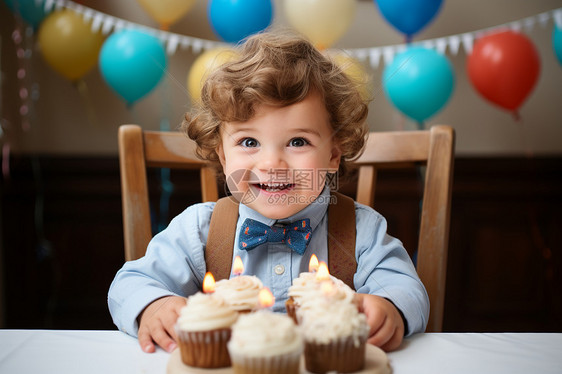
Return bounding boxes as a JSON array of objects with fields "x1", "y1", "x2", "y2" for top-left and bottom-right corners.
[{"x1": 261, "y1": 183, "x2": 290, "y2": 191}]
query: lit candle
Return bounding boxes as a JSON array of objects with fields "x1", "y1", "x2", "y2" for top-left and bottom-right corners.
[
  {"x1": 203, "y1": 272, "x2": 216, "y2": 293},
  {"x1": 258, "y1": 287, "x2": 275, "y2": 309},
  {"x1": 308, "y1": 254, "x2": 319, "y2": 273},
  {"x1": 232, "y1": 255, "x2": 244, "y2": 276},
  {"x1": 315, "y1": 261, "x2": 330, "y2": 281}
]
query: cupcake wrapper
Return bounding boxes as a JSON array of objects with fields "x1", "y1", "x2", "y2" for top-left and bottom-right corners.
[
  {"x1": 176, "y1": 327, "x2": 231, "y2": 368},
  {"x1": 228, "y1": 345, "x2": 302, "y2": 374},
  {"x1": 304, "y1": 335, "x2": 366, "y2": 374}
]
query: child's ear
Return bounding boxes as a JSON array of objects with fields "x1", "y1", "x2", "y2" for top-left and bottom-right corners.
[{"x1": 329, "y1": 143, "x2": 342, "y2": 172}]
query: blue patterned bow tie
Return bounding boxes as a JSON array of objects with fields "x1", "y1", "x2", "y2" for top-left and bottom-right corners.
[{"x1": 239, "y1": 218, "x2": 312, "y2": 255}]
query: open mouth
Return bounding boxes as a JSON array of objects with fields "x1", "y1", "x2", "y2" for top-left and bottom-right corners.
[{"x1": 253, "y1": 182, "x2": 295, "y2": 193}]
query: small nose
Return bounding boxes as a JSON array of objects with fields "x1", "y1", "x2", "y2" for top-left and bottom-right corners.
[{"x1": 256, "y1": 147, "x2": 288, "y2": 172}]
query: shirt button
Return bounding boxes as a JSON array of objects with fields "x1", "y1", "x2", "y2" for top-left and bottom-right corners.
[{"x1": 274, "y1": 264, "x2": 285, "y2": 275}]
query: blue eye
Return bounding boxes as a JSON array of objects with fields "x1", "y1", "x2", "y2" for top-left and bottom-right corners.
[
  {"x1": 289, "y1": 137, "x2": 309, "y2": 147},
  {"x1": 240, "y1": 138, "x2": 259, "y2": 147}
]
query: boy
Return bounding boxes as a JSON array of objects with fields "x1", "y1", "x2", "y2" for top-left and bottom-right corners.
[{"x1": 108, "y1": 31, "x2": 429, "y2": 355}]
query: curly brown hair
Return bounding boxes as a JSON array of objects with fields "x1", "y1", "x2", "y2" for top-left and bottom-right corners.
[{"x1": 182, "y1": 31, "x2": 369, "y2": 178}]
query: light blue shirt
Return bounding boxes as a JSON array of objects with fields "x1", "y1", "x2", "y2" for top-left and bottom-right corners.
[{"x1": 108, "y1": 188, "x2": 429, "y2": 337}]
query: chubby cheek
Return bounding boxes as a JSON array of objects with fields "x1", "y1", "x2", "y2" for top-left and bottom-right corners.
[
  {"x1": 218, "y1": 146, "x2": 242, "y2": 177},
  {"x1": 223, "y1": 159, "x2": 251, "y2": 181}
]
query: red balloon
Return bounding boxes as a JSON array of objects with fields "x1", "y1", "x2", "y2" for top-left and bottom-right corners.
[{"x1": 467, "y1": 30, "x2": 540, "y2": 113}]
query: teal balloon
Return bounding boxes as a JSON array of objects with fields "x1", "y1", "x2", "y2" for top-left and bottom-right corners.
[
  {"x1": 553, "y1": 25, "x2": 562, "y2": 66},
  {"x1": 99, "y1": 29, "x2": 167, "y2": 105},
  {"x1": 383, "y1": 47, "x2": 455, "y2": 123},
  {"x1": 4, "y1": 0, "x2": 50, "y2": 29}
]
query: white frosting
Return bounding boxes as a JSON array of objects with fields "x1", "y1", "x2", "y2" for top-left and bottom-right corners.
[
  {"x1": 214, "y1": 275, "x2": 263, "y2": 311},
  {"x1": 298, "y1": 299, "x2": 369, "y2": 345},
  {"x1": 176, "y1": 292, "x2": 238, "y2": 331},
  {"x1": 288, "y1": 272, "x2": 356, "y2": 307},
  {"x1": 227, "y1": 311, "x2": 303, "y2": 357}
]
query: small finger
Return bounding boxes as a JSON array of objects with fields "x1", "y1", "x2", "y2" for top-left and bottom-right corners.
[
  {"x1": 151, "y1": 324, "x2": 177, "y2": 353},
  {"x1": 367, "y1": 318, "x2": 394, "y2": 347},
  {"x1": 167, "y1": 308, "x2": 182, "y2": 337},
  {"x1": 366, "y1": 312, "x2": 386, "y2": 339},
  {"x1": 380, "y1": 326, "x2": 403, "y2": 352},
  {"x1": 138, "y1": 327, "x2": 155, "y2": 353},
  {"x1": 163, "y1": 318, "x2": 179, "y2": 349}
]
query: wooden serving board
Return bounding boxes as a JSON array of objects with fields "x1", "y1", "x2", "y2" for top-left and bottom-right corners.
[{"x1": 167, "y1": 344, "x2": 391, "y2": 374}]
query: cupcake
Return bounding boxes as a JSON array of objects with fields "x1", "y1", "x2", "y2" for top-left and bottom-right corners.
[
  {"x1": 227, "y1": 310, "x2": 303, "y2": 374},
  {"x1": 214, "y1": 275, "x2": 263, "y2": 313},
  {"x1": 298, "y1": 298, "x2": 369, "y2": 374},
  {"x1": 286, "y1": 271, "x2": 356, "y2": 324},
  {"x1": 175, "y1": 292, "x2": 238, "y2": 368}
]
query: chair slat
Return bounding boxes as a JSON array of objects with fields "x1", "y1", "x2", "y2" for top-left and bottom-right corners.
[{"x1": 354, "y1": 125, "x2": 455, "y2": 333}]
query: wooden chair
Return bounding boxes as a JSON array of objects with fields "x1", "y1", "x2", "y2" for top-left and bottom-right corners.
[
  {"x1": 118, "y1": 124, "x2": 454, "y2": 332},
  {"x1": 118, "y1": 124, "x2": 218, "y2": 262},
  {"x1": 353, "y1": 125, "x2": 455, "y2": 332}
]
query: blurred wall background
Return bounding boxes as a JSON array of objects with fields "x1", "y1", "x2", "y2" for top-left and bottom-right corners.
[{"x1": 1, "y1": 0, "x2": 561, "y2": 156}]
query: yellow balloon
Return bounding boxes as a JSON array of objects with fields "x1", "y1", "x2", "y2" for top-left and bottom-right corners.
[
  {"x1": 136, "y1": 0, "x2": 196, "y2": 30},
  {"x1": 331, "y1": 53, "x2": 371, "y2": 101},
  {"x1": 284, "y1": 0, "x2": 356, "y2": 50},
  {"x1": 187, "y1": 48, "x2": 238, "y2": 102},
  {"x1": 38, "y1": 10, "x2": 104, "y2": 82}
]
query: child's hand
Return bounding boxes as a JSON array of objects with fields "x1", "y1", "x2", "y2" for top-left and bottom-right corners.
[
  {"x1": 137, "y1": 295, "x2": 187, "y2": 353},
  {"x1": 356, "y1": 293, "x2": 405, "y2": 352}
]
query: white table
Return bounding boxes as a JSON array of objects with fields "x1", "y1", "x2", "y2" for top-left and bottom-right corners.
[{"x1": 0, "y1": 330, "x2": 561, "y2": 374}]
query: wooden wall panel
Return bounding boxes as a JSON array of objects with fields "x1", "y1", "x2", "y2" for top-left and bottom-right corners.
[{"x1": 1, "y1": 156, "x2": 561, "y2": 332}]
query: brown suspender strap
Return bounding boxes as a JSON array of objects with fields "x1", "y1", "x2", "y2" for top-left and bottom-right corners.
[
  {"x1": 205, "y1": 191, "x2": 357, "y2": 288},
  {"x1": 205, "y1": 196, "x2": 239, "y2": 281},
  {"x1": 327, "y1": 191, "x2": 357, "y2": 290}
]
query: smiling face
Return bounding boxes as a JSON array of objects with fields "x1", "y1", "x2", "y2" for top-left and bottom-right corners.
[{"x1": 217, "y1": 92, "x2": 341, "y2": 219}]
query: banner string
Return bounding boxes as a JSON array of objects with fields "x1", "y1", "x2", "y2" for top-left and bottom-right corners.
[{"x1": 43, "y1": 0, "x2": 561, "y2": 69}]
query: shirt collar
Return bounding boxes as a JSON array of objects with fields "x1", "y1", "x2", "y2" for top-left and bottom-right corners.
[{"x1": 238, "y1": 186, "x2": 331, "y2": 231}]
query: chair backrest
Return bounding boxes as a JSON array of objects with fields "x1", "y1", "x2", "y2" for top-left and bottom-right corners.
[
  {"x1": 118, "y1": 124, "x2": 454, "y2": 332},
  {"x1": 354, "y1": 125, "x2": 455, "y2": 332},
  {"x1": 118, "y1": 124, "x2": 218, "y2": 262}
]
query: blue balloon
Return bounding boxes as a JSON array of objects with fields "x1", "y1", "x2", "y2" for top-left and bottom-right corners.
[
  {"x1": 4, "y1": 0, "x2": 50, "y2": 29},
  {"x1": 99, "y1": 29, "x2": 167, "y2": 105},
  {"x1": 383, "y1": 47, "x2": 455, "y2": 124},
  {"x1": 208, "y1": 0, "x2": 273, "y2": 44},
  {"x1": 553, "y1": 25, "x2": 562, "y2": 66},
  {"x1": 375, "y1": 0, "x2": 443, "y2": 39}
]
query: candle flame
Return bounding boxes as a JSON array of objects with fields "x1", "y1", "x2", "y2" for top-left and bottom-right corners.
[
  {"x1": 258, "y1": 287, "x2": 275, "y2": 308},
  {"x1": 309, "y1": 254, "x2": 319, "y2": 272},
  {"x1": 316, "y1": 261, "x2": 330, "y2": 281},
  {"x1": 232, "y1": 256, "x2": 244, "y2": 276},
  {"x1": 203, "y1": 272, "x2": 216, "y2": 293}
]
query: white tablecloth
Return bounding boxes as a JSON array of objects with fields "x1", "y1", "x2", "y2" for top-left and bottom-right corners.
[{"x1": 0, "y1": 330, "x2": 561, "y2": 374}]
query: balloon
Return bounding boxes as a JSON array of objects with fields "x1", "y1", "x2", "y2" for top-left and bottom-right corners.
[
  {"x1": 208, "y1": 0, "x2": 273, "y2": 44},
  {"x1": 136, "y1": 0, "x2": 196, "y2": 30},
  {"x1": 4, "y1": 0, "x2": 50, "y2": 29},
  {"x1": 375, "y1": 0, "x2": 443, "y2": 41},
  {"x1": 467, "y1": 30, "x2": 540, "y2": 113},
  {"x1": 99, "y1": 29, "x2": 167, "y2": 105},
  {"x1": 187, "y1": 47, "x2": 238, "y2": 102},
  {"x1": 553, "y1": 25, "x2": 562, "y2": 66},
  {"x1": 38, "y1": 10, "x2": 104, "y2": 82},
  {"x1": 284, "y1": 0, "x2": 356, "y2": 50},
  {"x1": 383, "y1": 47, "x2": 455, "y2": 124},
  {"x1": 331, "y1": 53, "x2": 371, "y2": 100}
]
